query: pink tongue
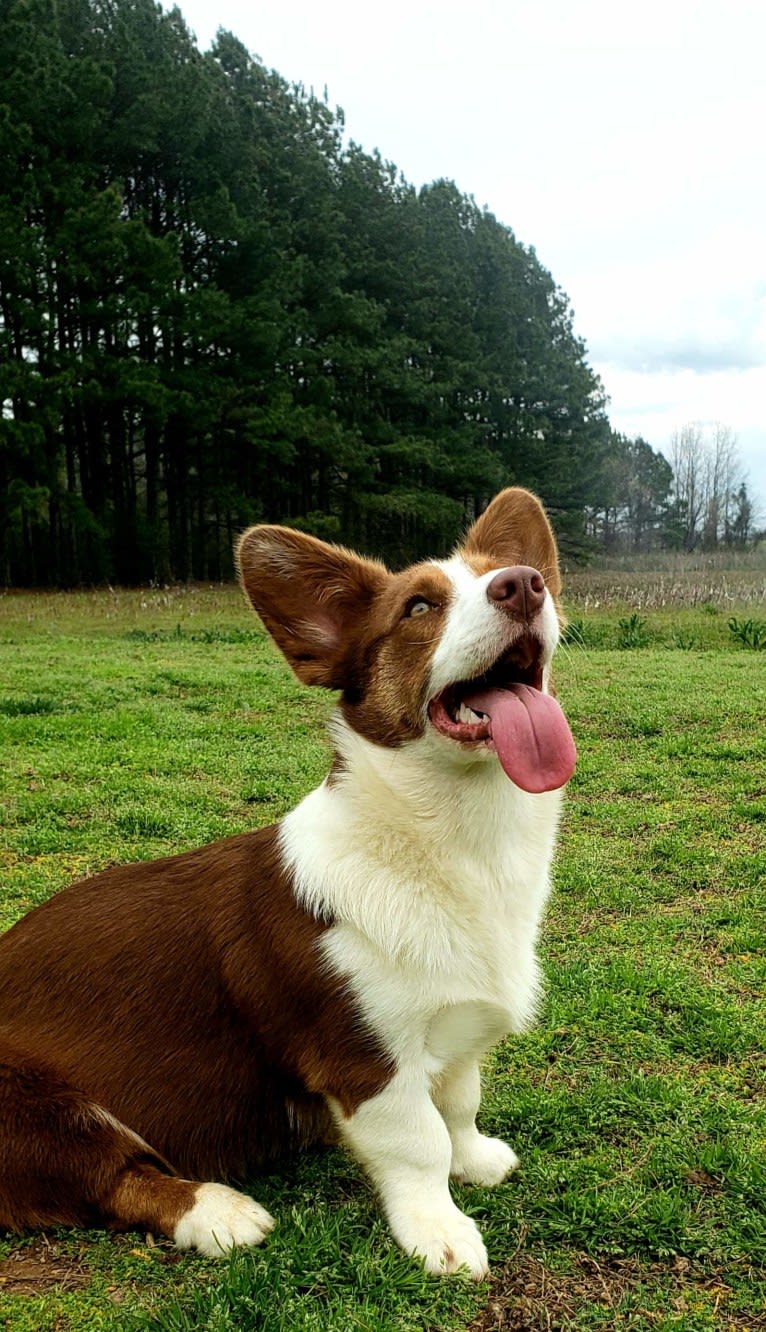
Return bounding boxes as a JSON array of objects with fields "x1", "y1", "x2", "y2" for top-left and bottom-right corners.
[{"x1": 463, "y1": 683, "x2": 577, "y2": 793}]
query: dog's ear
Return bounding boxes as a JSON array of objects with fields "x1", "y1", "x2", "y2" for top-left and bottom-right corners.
[
  {"x1": 461, "y1": 488, "x2": 561, "y2": 597},
  {"x1": 236, "y1": 526, "x2": 389, "y2": 688}
]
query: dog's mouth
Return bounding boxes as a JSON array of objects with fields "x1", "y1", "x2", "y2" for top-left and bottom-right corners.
[
  {"x1": 427, "y1": 636, "x2": 576, "y2": 793},
  {"x1": 428, "y1": 638, "x2": 544, "y2": 741}
]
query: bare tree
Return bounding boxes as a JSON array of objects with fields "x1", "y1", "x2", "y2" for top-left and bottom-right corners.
[
  {"x1": 702, "y1": 423, "x2": 738, "y2": 548},
  {"x1": 669, "y1": 424, "x2": 706, "y2": 550},
  {"x1": 669, "y1": 422, "x2": 745, "y2": 550}
]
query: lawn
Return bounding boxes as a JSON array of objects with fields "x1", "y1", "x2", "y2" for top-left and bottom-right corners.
[{"x1": 0, "y1": 580, "x2": 764, "y2": 1331}]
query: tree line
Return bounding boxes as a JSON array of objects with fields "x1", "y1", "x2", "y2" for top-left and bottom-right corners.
[
  {"x1": 585, "y1": 424, "x2": 755, "y2": 554},
  {"x1": 0, "y1": 0, "x2": 757, "y2": 586}
]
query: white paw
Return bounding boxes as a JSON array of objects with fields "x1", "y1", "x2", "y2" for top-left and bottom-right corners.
[
  {"x1": 174, "y1": 1182, "x2": 275, "y2": 1258},
  {"x1": 394, "y1": 1204, "x2": 489, "y2": 1280},
  {"x1": 451, "y1": 1134, "x2": 519, "y2": 1187}
]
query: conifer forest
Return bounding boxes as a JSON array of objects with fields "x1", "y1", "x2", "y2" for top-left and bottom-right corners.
[{"x1": 0, "y1": 0, "x2": 754, "y2": 585}]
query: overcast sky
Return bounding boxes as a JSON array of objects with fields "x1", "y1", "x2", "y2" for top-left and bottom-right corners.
[{"x1": 169, "y1": 0, "x2": 766, "y2": 511}]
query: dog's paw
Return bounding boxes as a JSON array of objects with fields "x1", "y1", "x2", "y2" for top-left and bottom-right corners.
[
  {"x1": 174, "y1": 1182, "x2": 275, "y2": 1257},
  {"x1": 394, "y1": 1205, "x2": 489, "y2": 1280},
  {"x1": 451, "y1": 1134, "x2": 519, "y2": 1187}
]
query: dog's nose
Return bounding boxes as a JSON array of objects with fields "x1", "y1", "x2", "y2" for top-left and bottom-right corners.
[{"x1": 487, "y1": 565, "x2": 546, "y2": 619}]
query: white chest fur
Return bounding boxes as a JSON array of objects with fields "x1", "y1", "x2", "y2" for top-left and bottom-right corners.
[{"x1": 279, "y1": 719, "x2": 563, "y2": 1078}]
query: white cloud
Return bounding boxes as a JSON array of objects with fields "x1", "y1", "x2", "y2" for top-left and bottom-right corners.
[
  {"x1": 573, "y1": 230, "x2": 766, "y2": 373},
  {"x1": 595, "y1": 363, "x2": 766, "y2": 503}
]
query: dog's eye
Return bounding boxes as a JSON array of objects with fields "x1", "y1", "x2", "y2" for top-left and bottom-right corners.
[{"x1": 404, "y1": 598, "x2": 433, "y2": 618}]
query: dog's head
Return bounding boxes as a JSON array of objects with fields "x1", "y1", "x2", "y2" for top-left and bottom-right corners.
[{"x1": 237, "y1": 488, "x2": 575, "y2": 793}]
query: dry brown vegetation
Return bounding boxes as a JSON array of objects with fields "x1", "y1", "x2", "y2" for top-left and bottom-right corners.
[
  {"x1": 564, "y1": 549, "x2": 766, "y2": 610},
  {"x1": 470, "y1": 1252, "x2": 764, "y2": 1331}
]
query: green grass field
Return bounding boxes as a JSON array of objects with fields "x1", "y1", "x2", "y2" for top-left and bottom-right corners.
[{"x1": 1, "y1": 581, "x2": 764, "y2": 1331}]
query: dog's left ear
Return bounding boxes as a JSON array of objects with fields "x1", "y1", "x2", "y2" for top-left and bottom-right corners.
[
  {"x1": 460, "y1": 488, "x2": 561, "y2": 597},
  {"x1": 236, "y1": 526, "x2": 388, "y2": 689}
]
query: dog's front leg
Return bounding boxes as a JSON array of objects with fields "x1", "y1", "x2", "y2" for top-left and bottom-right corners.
[
  {"x1": 333, "y1": 1068, "x2": 489, "y2": 1279},
  {"x1": 433, "y1": 1059, "x2": 519, "y2": 1186}
]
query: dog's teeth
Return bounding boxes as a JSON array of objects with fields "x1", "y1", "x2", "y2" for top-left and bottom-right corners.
[{"x1": 457, "y1": 703, "x2": 479, "y2": 725}]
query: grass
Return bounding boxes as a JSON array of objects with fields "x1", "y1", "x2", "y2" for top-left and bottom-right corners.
[{"x1": 0, "y1": 575, "x2": 765, "y2": 1331}]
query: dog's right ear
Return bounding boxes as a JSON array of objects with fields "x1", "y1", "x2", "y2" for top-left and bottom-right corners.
[
  {"x1": 461, "y1": 488, "x2": 562, "y2": 598},
  {"x1": 236, "y1": 526, "x2": 388, "y2": 689}
]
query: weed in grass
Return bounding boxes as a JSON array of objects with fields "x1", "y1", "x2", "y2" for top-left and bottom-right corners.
[
  {"x1": 616, "y1": 612, "x2": 650, "y2": 649},
  {"x1": 669, "y1": 632, "x2": 698, "y2": 650},
  {"x1": 126, "y1": 626, "x2": 262, "y2": 645},
  {"x1": 0, "y1": 697, "x2": 60, "y2": 716},
  {"x1": 727, "y1": 616, "x2": 766, "y2": 650},
  {"x1": 562, "y1": 617, "x2": 587, "y2": 647},
  {"x1": 115, "y1": 808, "x2": 178, "y2": 839}
]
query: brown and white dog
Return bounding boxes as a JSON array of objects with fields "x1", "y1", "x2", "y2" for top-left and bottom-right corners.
[{"x1": 0, "y1": 488, "x2": 576, "y2": 1279}]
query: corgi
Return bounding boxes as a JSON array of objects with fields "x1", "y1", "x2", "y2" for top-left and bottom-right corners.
[{"x1": 0, "y1": 487, "x2": 576, "y2": 1279}]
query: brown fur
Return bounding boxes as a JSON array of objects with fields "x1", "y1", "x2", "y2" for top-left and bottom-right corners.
[
  {"x1": 462, "y1": 489, "x2": 561, "y2": 598},
  {"x1": 0, "y1": 828, "x2": 392, "y2": 1237},
  {"x1": 238, "y1": 528, "x2": 455, "y2": 749},
  {"x1": 235, "y1": 526, "x2": 389, "y2": 690},
  {"x1": 337, "y1": 564, "x2": 456, "y2": 747}
]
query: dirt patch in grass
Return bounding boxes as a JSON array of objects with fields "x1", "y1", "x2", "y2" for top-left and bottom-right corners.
[
  {"x1": 470, "y1": 1253, "x2": 762, "y2": 1331},
  {"x1": 0, "y1": 1238, "x2": 90, "y2": 1294}
]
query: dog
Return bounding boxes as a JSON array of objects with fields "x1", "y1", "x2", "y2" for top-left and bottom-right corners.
[{"x1": 0, "y1": 487, "x2": 576, "y2": 1278}]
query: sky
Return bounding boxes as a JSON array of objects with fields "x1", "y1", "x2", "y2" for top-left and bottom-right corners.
[{"x1": 168, "y1": 0, "x2": 766, "y2": 513}]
